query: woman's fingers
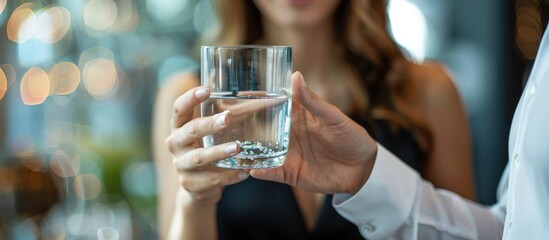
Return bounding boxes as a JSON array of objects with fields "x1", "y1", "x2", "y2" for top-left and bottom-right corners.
[
  {"x1": 166, "y1": 110, "x2": 230, "y2": 154},
  {"x1": 172, "y1": 140, "x2": 245, "y2": 196},
  {"x1": 171, "y1": 86, "x2": 210, "y2": 130},
  {"x1": 167, "y1": 86, "x2": 255, "y2": 204},
  {"x1": 217, "y1": 94, "x2": 287, "y2": 123},
  {"x1": 179, "y1": 170, "x2": 249, "y2": 194},
  {"x1": 174, "y1": 142, "x2": 239, "y2": 170},
  {"x1": 249, "y1": 167, "x2": 284, "y2": 183},
  {"x1": 189, "y1": 187, "x2": 223, "y2": 203},
  {"x1": 291, "y1": 71, "x2": 344, "y2": 125}
]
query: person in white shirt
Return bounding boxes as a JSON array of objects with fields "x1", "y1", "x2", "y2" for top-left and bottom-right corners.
[{"x1": 247, "y1": 25, "x2": 549, "y2": 239}]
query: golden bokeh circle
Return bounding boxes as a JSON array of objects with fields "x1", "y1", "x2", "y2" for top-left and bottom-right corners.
[
  {"x1": 49, "y1": 62, "x2": 81, "y2": 95},
  {"x1": 83, "y1": 0, "x2": 118, "y2": 31},
  {"x1": 20, "y1": 67, "x2": 51, "y2": 105},
  {"x1": 0, "y1": 0, "x2": 6, "y2": 15},
  {"x1": 0, "y1": 64, "x2": 17, "y2": 87},
  {"x1": 36, "y1": 7, "x2": 72, "y2": 43},
  {"x1": 7, "y1": 4, "x2": 37, "y2": 43},
  {"x1": 83, "y1": 58, "x2": 118, "y2": 100},
  {"x1": 73, "y1": 174, "x2": 102, "y2": 200},
  {"x1": 0, "y1": 68, "x2": 6, "y2": 101},
  {"x1": 50, "y1": 149, "x2": 81, "y2": 178}
]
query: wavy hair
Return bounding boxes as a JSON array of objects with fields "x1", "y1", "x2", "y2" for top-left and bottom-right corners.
[{"x1": 207, "y1": 0, "x2": 431, "y2": 151}]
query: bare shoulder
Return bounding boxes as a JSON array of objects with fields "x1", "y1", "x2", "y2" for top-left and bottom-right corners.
[
  {"x1": 404, "y1": 61, "x2": 461, "y2": 109},
  {"x1": 158, "y1": 71, "x2": 200, "y2": 98},
  {"x1": 154, "y1": 71, "x2": 200, "y2": 122}
]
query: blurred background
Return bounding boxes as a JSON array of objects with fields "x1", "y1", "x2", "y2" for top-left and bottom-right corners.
[{"x1": 0, "y1": 0, "x2": 547, "y2": 239}]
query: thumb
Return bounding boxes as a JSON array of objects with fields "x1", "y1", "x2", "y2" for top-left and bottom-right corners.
[
  {"x1": 292, "y1": 71, "x2": 344, "y2": 123},
  {"x1": 249, "y1": 167, "x2": 286, "y2": 183}
]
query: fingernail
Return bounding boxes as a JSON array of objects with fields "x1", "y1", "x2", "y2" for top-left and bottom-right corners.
[
  {"x1": 224, "y1": 143, "x2": 238, "y2": 154},
  {"x1": 299, "y1": 72, "x2": 307, "y2": 88},
  {"x1": 195, "y1": 88, "x2": 209, "y2": 98},
  {"x1": 216, "y1": 111, "x2": 228, "y2": 127},
  {"x1": 238, "y1": 172, "x2": 249, "y2": 180}
]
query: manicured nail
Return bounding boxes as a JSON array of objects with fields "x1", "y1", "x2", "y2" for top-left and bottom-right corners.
[
  {"x1": 238, "y1": 172, "x2": 249, "y2": 180},
  {"x1": 195, "y1": 88, "x2": 209, "y2": 98},
  {"x1": 299, "y1": 72, "x2": 307, "y2": 88},
  {"x1": 216, "y1": 111, "x2": 228, "y2": 127},
  {"x1": 224, "y1": 143, "x2": 238, "y2": 154}
]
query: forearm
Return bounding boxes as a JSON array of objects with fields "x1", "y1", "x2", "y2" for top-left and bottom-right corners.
[
  {"x1": 410, "y1": 184, "x2": 503, "y2": 240},
  {"x1": 168, "y1": 188, "x2": 218, "y2": 240},
  {"x1": 333, "y1": 144, "x2": 504, "y2": 240},
  {"x1": 153, "y1": 73, "x2": 196, "y2": 238}
]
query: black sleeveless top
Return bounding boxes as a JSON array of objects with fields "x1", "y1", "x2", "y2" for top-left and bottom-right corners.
[{"x1": 216, "y1": 118, "x2": 426, "y2": 240}]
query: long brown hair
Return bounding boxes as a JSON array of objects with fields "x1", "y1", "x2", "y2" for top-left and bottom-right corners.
[{"x1": 207, "y1": 0, "x2": 431, "y2": 152}]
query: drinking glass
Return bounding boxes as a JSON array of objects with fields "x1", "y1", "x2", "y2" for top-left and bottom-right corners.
[{"x1": 201, "y1": 45, "x2": 292, "y2": 169}]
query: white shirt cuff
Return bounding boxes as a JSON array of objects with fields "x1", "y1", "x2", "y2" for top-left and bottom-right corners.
[{"x1": 332, "y1": 143, "x2": 421, "y2": 239}]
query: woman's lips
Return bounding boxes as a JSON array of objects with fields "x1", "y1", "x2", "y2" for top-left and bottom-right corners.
[{"x1": 287, "y1": 0, "x2": 314, "y2": 7}]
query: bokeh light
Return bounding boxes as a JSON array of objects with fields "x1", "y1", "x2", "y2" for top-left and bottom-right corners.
[
  {"x1": 87, "y1": 204, "x2": 115, "y2": 232},
  {"x1": 65, "y1": 200, "x2": 132, "y2": 239},
  {"x1": 193, "y1": 0, "x2": 217, "y2": 35},
  {"x1": 388, "y1": 0, "x2": 428, "y2": 62},
  {"x1": 49, "y1": 61, "x2": 81, "y2": 95},
  {"x1": 0, "y1": 0, "x2": 6, "y2": 15},
  {"x1": 83, "y1": 58, "x2": 119, "y2": 100},
  {"x1": 79, "y1": 46, "x2": 115, "y2": 67},
  {"x1": 515, "y1": 0, "x2": 542, "y2": 59},
  {"x1": 83, "y1": 0, "x2": 118, "y2": 32},
  {"x1": 97, "y1": 227, "x2": 120, "y2": 240},
  {"x1": 7, "y1": 3, "x2": 37, "y2": 43},
  {"x1": 0, "y1": 68, "x2": 6, "y2": 100},
  {"x1": 0, "y1": 64, "x2": 16, "y2": 87},
  {"x1": 20, "y1": 67, "x2": 51, "y2": 105},
  {"x1": 67, "y1": 213, "x2": 88, "y2": 236},
  {"x1": 12, "y1": 218, "x2": 40, "y2": 239},
  {"x1": 12, "y1": 135, "x2": 36, "y2": 158},
  {"x1": 40, "y1": 205, "x2": 67, "y2": 240},
  {"x1": 21, "y1": 155, "x2": 45, "y2": 172},
  {"x1": 122, "y1": 162, "x2": 157, "y2": 198},
  {"x1": 147, "y1": 0, "x2": 193, "y2": 24},
  {"x1": 115, "y1": 67, "x2": 131, "y2": 102},
  {"x1": 50, "y1": 149, "x2": 81, "y2": 177},
  {"x1": 111, "y1": 0, "x2": 139, "y2": 33},
  {"x1": 2, "y1": 0, "x2": 217, "y2": 238},
  {"x1": 35, "y1": 7, "x2": 72, "y2": 43},
  {"x1": 73, "y1": 174, "x2": 102, "y2": 200}
]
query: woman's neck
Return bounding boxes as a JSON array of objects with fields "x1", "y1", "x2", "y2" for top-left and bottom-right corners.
[
  {"x1": 259, "y1": 17, "x2": 358, "y2": 114},
  {"x1": 259, "y1": 18, "x2": 344, "y2": 78}
]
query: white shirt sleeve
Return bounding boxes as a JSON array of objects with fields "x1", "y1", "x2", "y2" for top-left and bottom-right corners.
[{"x1": 332, "y1": 144, "x2": 505, "y2": 240}]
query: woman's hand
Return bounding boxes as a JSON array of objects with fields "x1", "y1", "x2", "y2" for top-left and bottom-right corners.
[
  {"x1": 166, "y1": 87, "x2": 249, "y2": 206},
  {"x1": 250, "y1": 72, "x2": 379, "y2": 195}
]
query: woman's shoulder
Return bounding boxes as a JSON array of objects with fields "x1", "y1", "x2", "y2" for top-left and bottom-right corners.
[
  {"x1": 157, "y1": 71, "x2": 200, "y2": 98},
  {"x1": 403, "y1": 60, "x2": 461, "y2": 107}
]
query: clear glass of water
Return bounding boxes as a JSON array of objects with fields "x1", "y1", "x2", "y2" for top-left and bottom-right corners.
[{"x1": 201, "y1": 45, "x2": 292, "y2": 169}]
